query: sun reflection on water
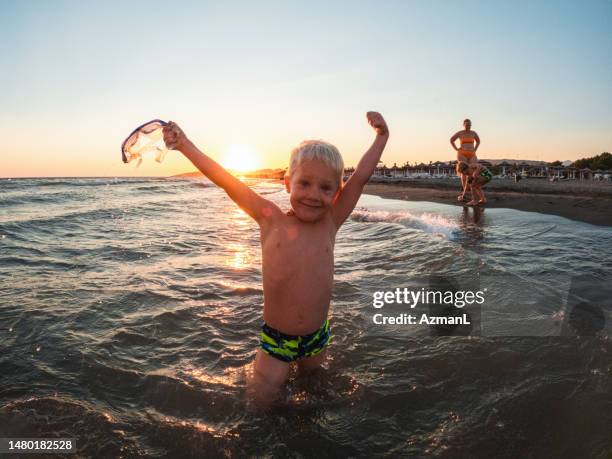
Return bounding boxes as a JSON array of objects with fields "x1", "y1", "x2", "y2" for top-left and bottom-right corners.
[
  {"x1": 226, "y1": 207, "x2": 255, "y2": 270},
  {"x1": 229, "y1": 205, "x2": 251, "y2": 229},
  {"x1": 226, "y1": 242, "x2": 252, "y2": 270},
  {"x1": 183, "y1": 365, "x2": 239, "y2": 387},
  {"x1": 161, "y1": 414, "x2": 240, "y2": 439}
]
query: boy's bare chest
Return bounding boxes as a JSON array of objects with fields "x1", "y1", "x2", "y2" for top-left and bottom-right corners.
[{"x1": 260, "y1": 221, "x2": 335, "y2": 277}]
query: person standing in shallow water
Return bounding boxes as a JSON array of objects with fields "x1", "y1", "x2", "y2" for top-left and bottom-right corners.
[
  {"x1": 450, "y1": 119, "x2": 480, "y2": 201},
  {"x1": 163, "y1": 112, "x2": 389, "y2": 407}
]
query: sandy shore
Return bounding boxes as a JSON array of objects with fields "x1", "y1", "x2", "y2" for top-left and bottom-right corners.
[{"x1": 363, "y1": 177, "x2": 612, "y2": 226}]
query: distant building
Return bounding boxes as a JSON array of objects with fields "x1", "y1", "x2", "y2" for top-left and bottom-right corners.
[{"x1": 359, "y1": 159, "x2": 610, "y2": 181}]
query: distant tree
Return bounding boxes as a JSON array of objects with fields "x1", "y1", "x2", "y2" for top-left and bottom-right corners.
[
  {"x1": 550, "y1": 160, "x2": 562, "y2": 166},
  {"x1": 573, "y1": 152, "x2": 612, "y2": 170}
]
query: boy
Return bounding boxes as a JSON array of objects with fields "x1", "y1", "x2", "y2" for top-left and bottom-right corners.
[
  {"x1": 463, "y1": 161, "x2": 492, "y2": 206},
  {"x1": 163, "y1": 112, "x2": 389, "y2": 403}
]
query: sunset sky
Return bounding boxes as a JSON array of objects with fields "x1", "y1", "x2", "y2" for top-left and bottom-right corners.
[{"x1": 1, "y1": 0, "x2": 610, "y2": 177}]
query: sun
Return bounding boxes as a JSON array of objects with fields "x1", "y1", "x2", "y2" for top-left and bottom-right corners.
[{"x1": 221, "y1": 144, "x2": 260, "y2": 173}]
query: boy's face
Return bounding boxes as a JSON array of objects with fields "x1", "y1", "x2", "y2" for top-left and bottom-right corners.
[{"x1": 284, "y1": 159, "x2": 340, "y2": 222}]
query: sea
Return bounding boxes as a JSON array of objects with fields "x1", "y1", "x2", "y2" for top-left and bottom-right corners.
[{"x1": 1, "y1": 177, "x2": 611, "y2": 458}]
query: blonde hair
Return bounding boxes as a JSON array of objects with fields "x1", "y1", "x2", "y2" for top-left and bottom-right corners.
[{"x1": 286, "y1": 140, "x2": 344, "y2": 184}]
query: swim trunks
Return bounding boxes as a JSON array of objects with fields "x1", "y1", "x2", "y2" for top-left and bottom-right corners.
[
  {"x1": 479, "y1": 168, "x2": 492, "y2": 184},
  {"x1": 260, "y1": 319, "x2": 331, "y2": 362}
]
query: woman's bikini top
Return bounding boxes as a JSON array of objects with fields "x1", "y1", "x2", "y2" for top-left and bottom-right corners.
[
  {"x1": 460, "y1": 133, "x2": 476, "y2": 145},
  {"x1": 459, "y1": 131, "x2": 477, "y2": 151}
]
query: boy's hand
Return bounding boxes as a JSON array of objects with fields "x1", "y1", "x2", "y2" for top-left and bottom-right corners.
[
  {"x1": 367, "y1": 111, "x2": 389, "y2": 137},
  {"x1": 163, "y1": 121, "x2": 189, "y2": 151}
]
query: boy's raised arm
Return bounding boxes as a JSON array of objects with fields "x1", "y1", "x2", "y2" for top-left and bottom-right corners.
[
  {"x1": 163, "y1": 122, "x2": 280, "y2": 223},
  {"x1": 331, "y1": 112, "x2": 389, "y2": 229}
]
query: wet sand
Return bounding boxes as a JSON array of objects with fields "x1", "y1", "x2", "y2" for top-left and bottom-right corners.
[{"x1": 363, "y1": 178, "x2": 612, "y2": 226}]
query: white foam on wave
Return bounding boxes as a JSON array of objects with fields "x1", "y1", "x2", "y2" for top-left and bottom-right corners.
[{"x1": 350, "y1": 208, "x2": 459, "y2": 239}]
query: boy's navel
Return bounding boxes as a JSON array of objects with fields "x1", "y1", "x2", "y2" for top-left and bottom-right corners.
[{"x1": 276, "y1": 242, "x2": 281, "y2": 248}]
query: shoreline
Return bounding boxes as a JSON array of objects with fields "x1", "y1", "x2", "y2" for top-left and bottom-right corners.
[{"x1": 363, "y1": 179, "x2": 612, "y2": 227}]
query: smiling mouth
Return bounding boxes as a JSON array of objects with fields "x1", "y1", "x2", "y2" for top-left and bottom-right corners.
[{"x1": 301, "y1": 202, "x2": 321, "y2": 208}]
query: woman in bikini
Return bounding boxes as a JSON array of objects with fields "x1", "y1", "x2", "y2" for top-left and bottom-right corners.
[{"x1": 450, "y1": 118, "x2": 480, "y2": 201}]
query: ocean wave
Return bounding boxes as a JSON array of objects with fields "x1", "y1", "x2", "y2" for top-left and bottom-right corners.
[
  {"x1": 113, "y1": 289, "x2": 185, "y2": 310},
  {"x1": 0, "y1": 191, "x2": 79, "y2": 207},
  {"x1": 188, "y1": 181, "x2": 213, "y2": 189},
  {"x1": 112, "y1": 329, "x2": 159, "y2": 346},
  {"x1": 0, "y1": 202, "x2": 171, "y2": 227},
  {"x1": 210, "y1": 282, "x2": 262, "y2": 296},
  {"x1": 131, "y1": 185, "x2": 181, "y2": 194},
  {"x1": 257, "y1": 190, "x2": 283, "y2": 195},
  {"x1": 0, "y1": 243, "x2": 46, "y2": 257},
  {"x1": 0, "y1": 178, "x2": 163, "y2": 189},
  {"x1": 0, "y1": 255, "x2": 75, "y2": 269},
  {"x1": 152, "y1": 309, "x2": 199, "y2": 328},
  {"x1": 144, "y1": 413, "x2": 246, "y2": 457},
  {"x1": 0, "y1": 396, "x2": 140, "y2": 456},
  {"x1": 87, "y1": 244, "x2": 158, "y2": 262},
  {"x1": 351, "y1": 208, "x2": 459, "y2": 239},
  {"x1": 140, "y1": 371, "x2": 243, "y2": 421},
  {"x1": 167, "y1": 284, "x2": 226, "y2": 301}
]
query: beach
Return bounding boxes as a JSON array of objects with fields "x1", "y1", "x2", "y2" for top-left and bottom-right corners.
[{"x1": 363, "y1": 177, "x2": 612, "y2": 227}]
